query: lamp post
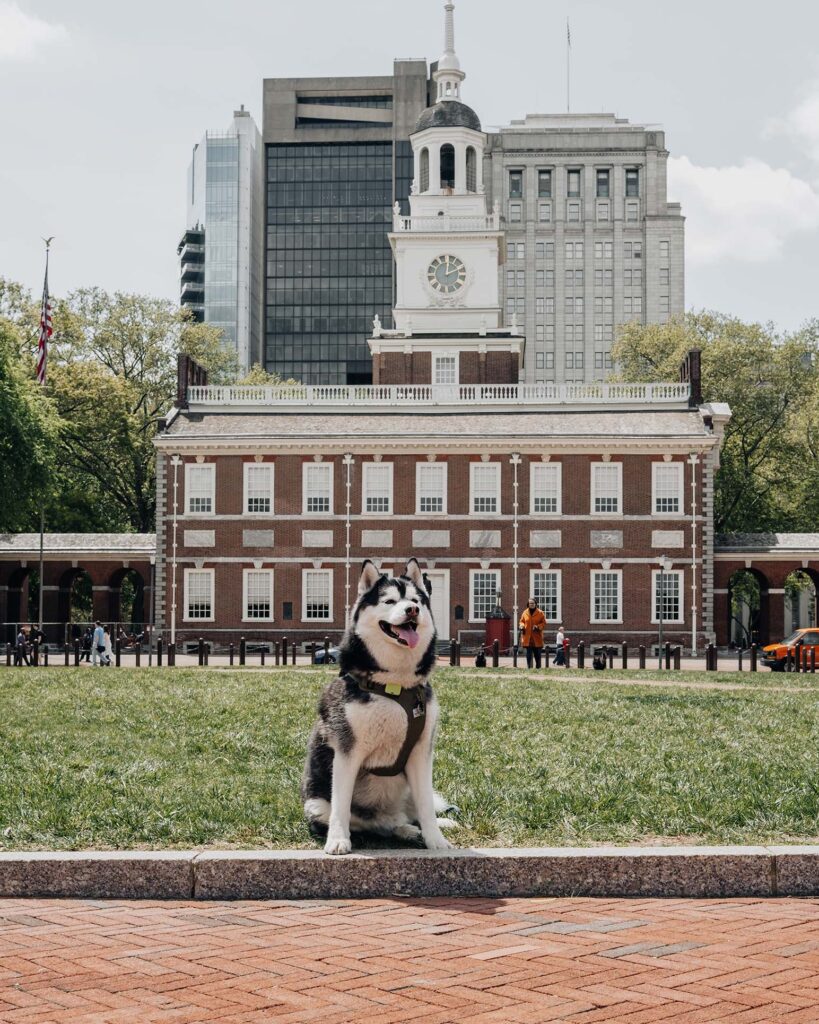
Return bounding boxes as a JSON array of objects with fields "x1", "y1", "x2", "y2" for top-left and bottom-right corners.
[
  {"x1": 170, "y1": 455, "x2": 182, "y2": 647},
  {"x1": 658, "y1": 554, "x2": 670, "y2": 669}
]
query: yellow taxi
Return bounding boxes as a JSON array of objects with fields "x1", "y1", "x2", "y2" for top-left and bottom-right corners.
[{"x1": 761, "y1": 628, "x2": 819, "y2": 671}]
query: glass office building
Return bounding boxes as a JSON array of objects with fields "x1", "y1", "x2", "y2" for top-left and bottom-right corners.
[{"x1": 262, "y1": 63, "x2": 429, "y2": 384}]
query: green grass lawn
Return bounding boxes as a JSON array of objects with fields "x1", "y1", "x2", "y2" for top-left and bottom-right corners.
[{"x1": 0, "y1": 666, "x2": 817, "y2": 851}]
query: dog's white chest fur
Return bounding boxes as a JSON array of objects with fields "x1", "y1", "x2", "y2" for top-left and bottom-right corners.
[{"x1": 345, "y1": 694, "x2": 434, "y2": 770}]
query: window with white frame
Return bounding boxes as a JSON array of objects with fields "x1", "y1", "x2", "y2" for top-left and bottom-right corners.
[
  {"x1": 660, "y1": 240, "x2": 669, "y2": 258},
  {"x1": 303, "y1": 569, "x2": 332, "y2": 621},
  {"x1": 243, "y1": 463, "x2": 274, "y2": 515},
  {"x1": 470, "y1": 569, "x2": 500, "y2": 621},
  {"x1": 303, "y1": 462, "x2": 333, "y2": 515},
  {"x1": 433, "y1": 353, "x2": 458, "y2": 385},
  {"x1": 531, "y1": 570, "x2": 561, "y2": 622},
  {"x1": 652, "y1": 462, "x2": 684, "y2": 515},
  {"x1": 416, "y1": 462, "x2": 447, "y2": 514},
  {"x1": 470, "y1": 462, "x2": 500, "y2": 514},
  {"x1": 184, "y1": 568, "x2": 214, "y2": 621},
  {"x1": 362, "y1": 462, "x2": 393, "y2": 515},
  {"x1": 530, "y1": 462, "x2": 561, "y2": 515},
  {"x1": 591, "y1": 462, "x2": 622, "y2": 514},
  {"x1": 185, "y1": 464, "x2": 214, "y2": 515},
  {"x1": 509, "y1": 202, "x2": 522, "y2": 222},
  {"x1": 652, "y1": 569, "x2": 684, "y2": 623},
  {"x1": 591, "y1": 570, "x2": 622, "y2": 622},
  {"x1": 243, "y1": 569, "x2": 274, "y2": 621},
  {"x1": 538, "y1": 202, "x2": 552, "y2": 222}
]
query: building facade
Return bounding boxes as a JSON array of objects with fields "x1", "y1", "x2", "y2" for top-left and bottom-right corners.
[
  {"x1": 154, "y1": 5, "x2": 723, "y2": 656},
  {"x1": 263, "y1": 62, "x2": 431, "y2": 384},
  {"x1": 179, "y1": 107, "x2": 264, "y2": 372},
  {"x1": 488, "y1": 114, "x2": 685, "y2": 383}
]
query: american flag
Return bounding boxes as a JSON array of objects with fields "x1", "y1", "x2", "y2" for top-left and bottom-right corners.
[{"x1": 36, "y1": 244, "x2": 52, "y2": 386}]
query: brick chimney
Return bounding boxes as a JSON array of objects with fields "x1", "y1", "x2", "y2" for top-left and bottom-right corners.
[{"x1": 176, "y1": 354, "x2": 209, "y2": 410}]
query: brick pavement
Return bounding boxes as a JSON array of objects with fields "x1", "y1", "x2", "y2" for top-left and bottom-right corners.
[{"x1": 0, "y1": 896, "x2": 817, "y2": 1023}]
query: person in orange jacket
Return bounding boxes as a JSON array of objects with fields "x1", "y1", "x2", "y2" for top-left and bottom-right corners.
[{"x1": 518, "y1": 597, "x2": 547, "y2": 669}]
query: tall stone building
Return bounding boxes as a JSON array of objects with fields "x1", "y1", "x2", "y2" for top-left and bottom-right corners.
[{"x1": 488, "y1": 114, "x2": 685, "y2": 383}]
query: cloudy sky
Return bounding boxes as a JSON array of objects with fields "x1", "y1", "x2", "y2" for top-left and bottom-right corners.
[{"x1": 1, "y1": 0, "x2": 818, "y2": 331}]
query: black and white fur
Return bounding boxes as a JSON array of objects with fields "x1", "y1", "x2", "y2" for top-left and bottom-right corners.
[{"x1": 301, "y1": 558, "x2": 455, "y2": 856}]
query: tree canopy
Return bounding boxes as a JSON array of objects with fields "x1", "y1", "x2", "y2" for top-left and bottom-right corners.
[{"x1": 612, "y1": 312, "x2": 819, "y2": 533}]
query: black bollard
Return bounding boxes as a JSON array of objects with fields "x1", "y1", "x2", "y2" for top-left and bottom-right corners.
[
  {"x1": 811, "y1": 646, "x2": 816, "y2": 674},
  {"x1": 512, "y1": 642, "x2": 518, "y2": 668},
  {"x1": 135, "y1": 643, "x2": 141, "y2": 667},
  {"x1": 622, "y1": 642, "x2": 628, "y2": 670},
  {"x1": 115, "y1": 638, "x2": 121, "y2": 668},
  {"x1": 492, "y1": 639, "x2": 499, "y2": 668},
  {"x1": 750, "y1": 643, "x2": 757, "y2": 672},
  {"x1": 455, "y1": 641, "x2": 461, "y2": 666},
  {"x1": 6, "y1": 643, "x2": 12, "y2": 666},
  {"x1": 261, "y1": 646, "x2": 265, "y2": 666},
  {"x1": 577, "y1": 640, "x2": 585, "y2": 669},
  {"x1": 64, "y1": 644, "x2": 70, "y2": 667},
  {"x1": 32, "y1": 641, "x2": 39, "y2": 667},
  {"x1": 198, "y1": 637, "x2": 204, "y2": 666},
  {"x1": 607, "y1": 647, "x2": 614, "y2": 670},
  {"x1": 43, "y1": 646, "x2": 48, "y2": 666},
  {"x1": 664, "y1": 642, "x2": 671, "y2": 671},
  {"x1": 240, "y1": 636, "x2": 246, "y2": 666},
  {"x1": 324, "y1": 636, "x2": 330, "y2": 663},
  {"x1": 565, "y1": 643, "x2": 571, "y2": 669},
  {"x1": 167, "y1": 642, "x2": 175, "y2": 666},
  {"x1": 738, "y1": 648, "x2": 744, "y2": 672},
  {"x1": 205, "y1": 643, "x2": 210, "y2": 666},
  {"x1": 543, "y1": 643, "x2": 549, "y2": 669},
  {"x1": 639, "y1": 644, "x2": 646, "y2": 669},
  {"x1": 157, "y1": 637, "x2": 163, "y2": 667},
  {"x1": 274, "y1": 641, "x2": 280, "y2": 666},
  {"x1": 229, "y1": 643, "x2": 234, "y2": 666},
  {"x1": 674, "y1": 646, "x2": 681, "y2": 670},
  {"x1": 281, "y1": 636, "x2": 288, "y2": 665},
  {"x1": 450, "y1": 639, "x2": 456, "y2": 666},
  {"x1": 292, "y1": 642, "x2": 296, "y2": 665}
]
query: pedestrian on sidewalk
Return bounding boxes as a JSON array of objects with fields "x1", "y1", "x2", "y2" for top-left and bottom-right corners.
[
  {"x1": 553, "y1": 624, "x2": 566, "y2": 667},
  {"x1": 518, "y1": 597, "x2": 547, "y2": 669},
  {"x1": 91, "y1": 621, "x2": 105, "y2": 667},
  {"x1": 14, "y1": 627, "x2": 30, "y2": 666},
  {"x1": 80, "y1": 627, "x2": 92, "y2": 663}
]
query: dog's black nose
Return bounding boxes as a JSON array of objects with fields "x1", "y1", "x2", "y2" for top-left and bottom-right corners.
[{"x1": 406, "y1": 605, "x2": 419, "y2": 618}]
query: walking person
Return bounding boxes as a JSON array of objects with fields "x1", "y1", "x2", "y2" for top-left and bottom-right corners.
[
  {"x1": 80, "y1": 627, "x2": 92, "y2": 663},
  {"x1": 14, "y1": 627, "x2": 30, "y2": 667},
  {"x1": 553, "y1": 624, "x2": 566, "y2": 667},
  {"x1": 103, "y1": 626, "x2": 113, "y2": 666},
  {"x1": 91, "y1": 620, "x2": 105, "y2": 667},
  {"x1": 518, "y1": 597, "x2": 547, "y2": 669}
]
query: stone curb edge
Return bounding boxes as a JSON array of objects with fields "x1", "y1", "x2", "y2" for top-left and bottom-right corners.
[{"x1": 0, "y1": 846, "x2": 817, "y2": 900}]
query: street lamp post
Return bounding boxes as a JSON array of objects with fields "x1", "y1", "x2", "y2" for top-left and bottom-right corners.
[{"x1": 658, "y1": 554, "x2": 670, "y2": 669}]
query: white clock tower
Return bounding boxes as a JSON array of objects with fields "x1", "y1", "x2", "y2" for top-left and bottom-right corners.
[{"x1": 369, "y1": 1, "x2": 523, "y2": 387}]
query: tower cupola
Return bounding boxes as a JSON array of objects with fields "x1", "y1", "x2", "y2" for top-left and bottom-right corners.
[{"x1": 433, "y1": 1, "x2": 465, "y2": 102}]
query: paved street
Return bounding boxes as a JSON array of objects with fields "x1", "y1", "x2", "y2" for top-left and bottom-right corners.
[{"x1": 0, "y1": 897, "x2": 817, "y2": 1023}]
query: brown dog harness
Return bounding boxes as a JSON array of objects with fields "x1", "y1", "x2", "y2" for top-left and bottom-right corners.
[{"x1": 342, "y1": 673, "x2": 428, "y2": 777}]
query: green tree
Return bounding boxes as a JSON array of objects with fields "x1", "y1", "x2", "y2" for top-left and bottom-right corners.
[
  {"x1": 0, "y1": 321, "x2": 59, "y2": 532},
  {"x1": 613, "y1": 312, "x2": 819, "y2": 533}
]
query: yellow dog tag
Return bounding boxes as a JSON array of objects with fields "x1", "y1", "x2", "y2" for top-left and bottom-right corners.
[{"x1": 385, "y1": 682, "x2": 402, "y2": 696}]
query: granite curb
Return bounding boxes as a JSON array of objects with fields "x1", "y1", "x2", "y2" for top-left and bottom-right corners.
[{"x1": 1, "y1": 846, "x2": 817, "y2": 900}]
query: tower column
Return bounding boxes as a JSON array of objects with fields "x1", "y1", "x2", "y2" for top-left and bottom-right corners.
[
  {"x1": 429, "y1": 142, "x2": 442, "y2": 192},
  {"x1": 455, "y1": 143, "x2": 467, "y2": 193}
]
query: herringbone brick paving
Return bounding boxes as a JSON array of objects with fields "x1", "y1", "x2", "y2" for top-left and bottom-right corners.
[{"x1": 0, "y1": 897, "x2": 817, "y2": 1023}]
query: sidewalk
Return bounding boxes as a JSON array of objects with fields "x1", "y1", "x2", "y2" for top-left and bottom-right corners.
[{"x1": 1, "y1": 895, "x2": 816, "y2": 1022}]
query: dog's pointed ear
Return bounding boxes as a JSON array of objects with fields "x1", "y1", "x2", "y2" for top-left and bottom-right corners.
[
  {"x1": 358, "y1": 559, "x2": 383, "y2": 596},
  {"x1": 403, "y1": 558, "x2": 426, "y2": 591}
]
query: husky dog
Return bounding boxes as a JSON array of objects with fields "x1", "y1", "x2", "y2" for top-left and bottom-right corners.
[{"x1": 301, "y1": 558, "x2": 455, "y2": 856}]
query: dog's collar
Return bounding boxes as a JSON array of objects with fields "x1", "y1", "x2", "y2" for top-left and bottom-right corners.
[{"x1": 341, "y1": 671, "x2": 424, "y2": 701}]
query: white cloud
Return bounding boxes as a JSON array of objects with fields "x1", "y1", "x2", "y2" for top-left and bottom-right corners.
[
  {"x1": 668, "y1": 155, "x2": 819, "y2": 266},
  {"x1": 0, "y1": 2, "x2": 67, "y2": 61},
  {"x1": 782, "y1": 82, "x2": 819, "y2": 164}
]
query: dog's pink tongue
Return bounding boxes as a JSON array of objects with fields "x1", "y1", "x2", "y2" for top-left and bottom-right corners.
[{"x1": 396, "y1": 625, "x2": 421, "y2": 649}]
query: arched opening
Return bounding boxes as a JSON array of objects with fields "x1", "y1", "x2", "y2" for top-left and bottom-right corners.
[
  {"x1": 4, "y1": 566, "x2": 31, "y2": 642},
  {"x1": 420, "y1": 148, "x2": 429, "y2": 193},
  {"x1": 728, "y1": 568, "x2": 770, "y2": 647},
  {"x1": 466, "y1": 146, "x2": 477, "y2": 192},
  {"x1": 108, "y1": 567, "x2": 146, "y2": 632},
  {"x1": 57, "y1": 568, "x2": 93, "y2": 643},
  {"x1": 440, "y1": 144, "x2": 455, "y2": 191},
  {"x1": 785, "y1": 570, "x2": 819, "y2": 632}
]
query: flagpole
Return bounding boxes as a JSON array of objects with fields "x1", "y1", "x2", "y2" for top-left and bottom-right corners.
[
  {"x1": 37, "y1": 238, "x2": 53, "y2": 636},
  {"x1": 566, "y1": 17, "x2": 571, "y2": 113}
]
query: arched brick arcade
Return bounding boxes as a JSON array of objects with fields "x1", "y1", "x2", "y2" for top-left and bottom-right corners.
[
  {"x1": 0, "y1": 535, "x2": 155, "y2": 645},
  {"x1": 714, "y1": 534, "x2": 819, "y2": 646}
]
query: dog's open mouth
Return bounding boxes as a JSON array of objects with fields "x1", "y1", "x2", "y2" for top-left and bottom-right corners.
[{"x1": 379, "y1": 619, "x2": 421, "y2": 649}]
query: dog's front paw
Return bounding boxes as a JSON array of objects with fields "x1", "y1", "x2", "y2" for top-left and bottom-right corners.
[
  {"x1": 423, "y1": 831, "x2": 453, "y2": 851},
  {"x1": 324, "y1": 835, "x2": 352, "y2": 856}
]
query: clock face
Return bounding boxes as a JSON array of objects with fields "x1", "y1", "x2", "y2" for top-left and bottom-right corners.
[{"x1": 427, "y1": 255, "x2": 466, "y2": 295}]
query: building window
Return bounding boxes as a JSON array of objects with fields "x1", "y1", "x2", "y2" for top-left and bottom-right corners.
[
  {"x1": 244, "y1": 463, "x2": 274, "y2": 515},
  {"x1": 470, "y1": 462, "x2": 500, "y2": 515},
  {"x1": 417, "y1": 462, "x2": 447, "y2": 515},
  {"x1": 596, "y1": 169, "x2": 610, "y2": 198},
  {"x1": 440, "y1": 144, "x2": 455, "y2": 189},
  {"x1": 660, "y1": 240, "x2": 669, "y2": 258},
  {"x1": 539, "y1": 202, "x2": 552, "y2": 222},
  {"x1": 626, "y1": 202, "x2": 639, "y2": 222},
  {"x1": 536, "y1": 297, "x2": 544, "y2": 314},
  {"x1": 597, "y1": 202, "x2": 609, "y2": 221},
  {"x1": 595, "y1": 240, "x2": 613, "y2": 260},
  {"x1": 466, "y1": 146, "x2": 477, "y2": 192},
  {"x1": 531, "y1": 569, "x2": 561, "y2": 622},
  {"x1": 509, "y1": 170, "x2": 523, "y2": 197},
  {"x1": 535, "y1": 325, "x2": 545, "y2": 342},
  {"x1": 567, "y1": 202, "x2": 580, "y2": 222},
  {"x1": 184, "y1": 568, "x2": 214, "y2": 621},
  {"x1": 506, "y1": 269, "x2": 516, "y2": 288},
  {"x1": 433, "y1": 353, "x2": 458, "y2": 385},
  {"x1": 567, "y1": 169, "x2": 581, "y2": 197},
  {"x1": 652, "y1": 462, "x2": 684, "y2": 515},
  {"x1": 516, "y1": 270, "x2": 525, "y2": 288},
  {"x1": 592, "y1": 570, "x2": 622, "y2": 623},
  {"x1": 470, "y1": 569, "x2": 500, "y2": 622},
  {"x1": 243, "y1": 569, "x2": 273, "y2": 621},
  {"x1": 303, "y1": 462, "x2": 333, "y2": 515},
  {"x1": 660, "y1": 268, "x2": 670, "y2": 285},
  {"x1": 535, "y1": 351, "x2": 544, "y2": 368},
  {"x1": 545, "y1": 242, "x2": 554, "y2": 259},
  {"x1": 362, "y1": 462, "x2": 393, "y2": 515},
  {"x1": 545, "y1": 269, "x2": 554, "y2": 286},
  {"x1": 626, "y1": 167, "x2": 640, "y2": 197},
  {"x1": 303, "y1": 569, "x2": 332, "y2": 621},
  {"x1": 420, "y1": 148, "x2": 429, "y2": 193},
  {"x1": 565, "y1": 241, "x2": 583, "y2": 260},
  {"x1": 545, "y1": 351, "x2": 555, "y2": 369},
  {"x1": 660, "y1": 295, "x2": 670, "y2": 314},
  {"x1": 652, "y1": 569, "x2": 684, "y2": 624},
  {"x1": 185, "y1": 463, "x2": 215, "y2": 516},
  {"x1": 538, "y1": 169, "x2": 552, "y2": 197},
  {"x1": 509, "y1": 202, "x2": 522, "y2": 222},
  {"x1": 536, "y1": 242, "x2": 545, "y2": 259},
  {"x1": 536, "y1": 270, "x2": 544, "y2": 288},
  {"x1": 591, "y1": 462, "x2": 622, "y2": 514},
  {"x1": 530, "y1": 462, "x2": 561, "y2": 515},
  {"x1": 516, "y1": 242, "x2": 526, "y2": 260}
]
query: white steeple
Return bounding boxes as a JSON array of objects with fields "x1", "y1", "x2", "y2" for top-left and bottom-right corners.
[{"x1": 433, "y1": 1, "x2": 465, "y2": 102}]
